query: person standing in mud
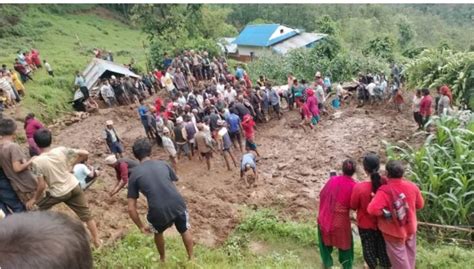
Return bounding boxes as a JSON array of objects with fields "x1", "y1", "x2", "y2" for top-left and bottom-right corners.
[
  {"x1": 318, "y1": 159, "x2": 357, "y2": 269},
  {"x1": 29, "y1": 128, "x2": 101, "y2": 248},
  {"x1": 127, "y1": 138, "x2": 193, "y2": 262},
  {"x1": 241, "y1": 114, "x2": 260, "y2": 157},
  {"x1": 194, "y1": 123, "x2": 214, "y2": 171},
  {"x1": 216, "y1": 120, "x2": 237, "y2": 171},
  {"x1": 103, "y1": 120, "x2": 123, "y2": 159}
]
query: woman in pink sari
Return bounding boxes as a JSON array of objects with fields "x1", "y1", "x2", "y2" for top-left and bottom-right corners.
[
  {"x1": 24, "y1": 113, "x2": 44, "y2": 156},
  {"x1": 318, "y1": 159, "x2": 357, "y2": 269},
  {"x1": 305, "y1": 89, "x2": 320, "y2": 126}
]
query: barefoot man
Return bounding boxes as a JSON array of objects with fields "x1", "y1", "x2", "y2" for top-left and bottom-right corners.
[{"x1": 127, "y1": 138, "x2": 193, "y2": 262}]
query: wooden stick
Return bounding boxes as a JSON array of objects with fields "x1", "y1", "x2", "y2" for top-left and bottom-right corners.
[{"x1": 418, "y1": 221, "x2": 473, "y2": 233}]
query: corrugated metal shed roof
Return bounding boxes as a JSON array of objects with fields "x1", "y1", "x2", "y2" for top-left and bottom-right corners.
[
  {"x1": 83, "y1": 58, "x2": 140, "y2": 90},
  {"x1": 217, "y1": 37, "x2": 238, "y2": 54},
  {"x1": 272, "y1": 33, "x2": 327, "y2": 54},
  {"x1": 233, "y1": 24, "x2": 298, "y2": 47}
]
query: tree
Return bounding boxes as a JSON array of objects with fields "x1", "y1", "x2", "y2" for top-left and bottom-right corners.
[
  {"x1": 363, "y1": 36, "x2": 395, "y2": 60},
  {"x1": 397, "y1": 17, "x2": 414, "y2": 49},
  {"x1": 315, "y1": 15, "x2": 338, "y2": 35}
]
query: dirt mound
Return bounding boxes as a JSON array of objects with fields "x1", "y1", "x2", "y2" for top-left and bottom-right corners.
[{"x1": 50, "y1": 100, "x2": 418, "y2": 247}]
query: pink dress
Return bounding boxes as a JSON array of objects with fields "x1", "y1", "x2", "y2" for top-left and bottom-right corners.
[{"x1": 318, "y1": 175, "x2": 356, "y2": 250}]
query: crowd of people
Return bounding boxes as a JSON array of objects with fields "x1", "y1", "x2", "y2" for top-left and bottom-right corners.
[
  {"x1": 0, "y1": 47, "x2": 455, "y2": 269},
  {"x1": 0, "y1": 49, "x2": 54, "y2": 111}
]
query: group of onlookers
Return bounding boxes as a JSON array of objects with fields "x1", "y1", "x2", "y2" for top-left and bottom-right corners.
[
  {"x1": 0, "y1": 49, "x2": 54, "y2": 111},
  {"x1": 318, "y1": 154, "x2": 424, "y2": 269}
]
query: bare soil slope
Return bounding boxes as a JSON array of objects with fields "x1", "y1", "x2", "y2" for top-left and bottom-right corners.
[{"x1": 50, "y1": 101, "x2": 418, "y2": 246}]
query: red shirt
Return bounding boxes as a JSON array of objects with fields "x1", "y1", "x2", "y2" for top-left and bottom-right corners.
[
  {"x1": 241, "y1": 116, "x2": 255, "y2": 140},
  {"x1": 367, "y1": 178, "x2": 424, "y2": 242},
  {"x1": 350, "y1": 181, "x2": 378, "y2": 230},
  {"x1": 419, "y1": 95, "x2": 432, "y2": 117},
  {"x1": 114, "y1": 162, "x2": 130, "y2": 184}
]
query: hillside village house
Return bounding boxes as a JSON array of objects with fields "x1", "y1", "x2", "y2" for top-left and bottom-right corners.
[{"x1": 220, "y1": 24, "x2": 327, "y2": 61}]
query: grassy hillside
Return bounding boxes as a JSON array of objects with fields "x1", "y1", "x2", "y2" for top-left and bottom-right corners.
[{"x1": 0, "y1": 6, "x2": 147, "y2": 121}]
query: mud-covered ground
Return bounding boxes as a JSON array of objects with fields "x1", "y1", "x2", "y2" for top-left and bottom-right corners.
[{"x1": 47, "y1": 98, "x2": 419, "y2": 246}]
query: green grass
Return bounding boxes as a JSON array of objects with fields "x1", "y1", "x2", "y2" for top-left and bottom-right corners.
[
  {"x1": 94, "y1": 209, "x2": 474, "y2": 269},
  {"x1": 0, "y1": 7, "x2": 147, "y2": 122}
]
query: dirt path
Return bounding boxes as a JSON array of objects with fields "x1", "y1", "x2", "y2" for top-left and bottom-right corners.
[{"x1": 50, "y1": 100, "x2": 418, "y2": 246}]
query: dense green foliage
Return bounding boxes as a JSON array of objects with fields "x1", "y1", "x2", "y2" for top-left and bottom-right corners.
[
  {"x1": 404, "y1": 49, "x2": 474, "y2": 108},
  {"x1": 247, "y1": 45, "x2": 388, "y2": 85},
  {"x1": 387, "y1": 112, "x2": 474, "y2": 227},
  {"x1": 225, "y1": 4, "x2": 473, "y2": 53},
  {"x1": 131, "y1": 4, "x2": 236, "y2": 69}
]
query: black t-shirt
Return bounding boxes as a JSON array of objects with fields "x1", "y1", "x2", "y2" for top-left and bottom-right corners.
[
  {"x1": 127, "y1": 160, "x2": 186, "y2": 226},
  {"x1": 232, "y1": 103, "x2": 250, "y2": 119}
]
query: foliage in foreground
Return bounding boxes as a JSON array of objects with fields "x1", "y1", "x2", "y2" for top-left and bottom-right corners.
[
  {"x1": 404, "y1": 49, "x2": 474, "y2": 109},
  {"x1": 94, "y1": 209, "x2": 474, "y2": 268},
  {"x1": 387, "y1": 111, "x2": 474, "y2": 227}
]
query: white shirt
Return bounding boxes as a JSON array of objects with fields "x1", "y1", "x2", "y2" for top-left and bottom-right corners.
[
  {"x1": 162, "y1": 136, "x2": 177, "y2": 157},
  {"x1": 73, "y1": 163, "x2": 92, "y2": 189},
  {"x1": 336, "y1": 84, "x2": 343, "y2": 96},
  {"x1": 216, "y1": 83, "x2": 225, "y2": 95},
  {"x1": 100, "y1": 84, "x2": 114, "y2": 98},
  {"x1": 177, "y1": 96, "x2": 187, "y2": 107},
  {"x1": 73, "y1": 89, "x2": 84, "y2": 101},
  {"x1": 315, "y1": 85, "x2": 325, "y2": 103},
  {"x1": 161, "y1": 73, "x2": 175, "y2": 92},
  {"x1": 367, "y1": 83, "x2": 376, "y2": 96},
  {"x1": 224, "y1": 89, "x2": 237, "y2": 103},
  {"x1": 45, "y1": 62, "x2": 53, "y2": 71},
  {"x1": 412, "y1": 96, "x2": 422, "y2": 112}
]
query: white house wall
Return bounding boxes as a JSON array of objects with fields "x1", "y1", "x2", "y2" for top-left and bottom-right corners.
[{"x1": 238, "y1": 46, "x2": 272, "y2": 57}]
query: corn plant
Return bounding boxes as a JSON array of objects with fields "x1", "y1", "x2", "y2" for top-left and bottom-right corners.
[{"x1": 387, "y1": 111, "x2": 474, "y2": 227}]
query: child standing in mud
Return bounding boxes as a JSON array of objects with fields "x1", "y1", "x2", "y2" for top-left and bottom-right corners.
[{"x1": 241, "y1": 114, "x2": 260, "y2": 157}]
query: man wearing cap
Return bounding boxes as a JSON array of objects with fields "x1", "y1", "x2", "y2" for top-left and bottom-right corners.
[
  {"x1": 161, "y1": 127, "x2": 177, "y2": 172},
  {"x1": 103, "y1": 120, "x2": 123, "y2": 158},
  {"x1": 241, "y1": 151, "x2": 258, "y2": 187},
  {"x1": 105, "y1": 155, "x2": 139, "y2": 197},
  {"x1": 173, "y1": 117, "x2": 191, "y2": 161}
]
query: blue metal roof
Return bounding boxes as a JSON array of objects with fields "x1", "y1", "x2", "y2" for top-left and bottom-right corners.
[{"x1": 233, "y1": 24, "x2": 298, "y2": 47}]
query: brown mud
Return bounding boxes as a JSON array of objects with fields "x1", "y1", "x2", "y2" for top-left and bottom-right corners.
[{"x1": 46, "y1": 98, "x2": 420, "y2": 247}]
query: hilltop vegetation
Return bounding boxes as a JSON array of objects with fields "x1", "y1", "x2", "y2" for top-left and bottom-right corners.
[
  {"x1": 0, "y1": 5, "x2": 146, "y2": 121},
  {"x1": 1, "y1": 4, "x2": 473, "y2": 120}
]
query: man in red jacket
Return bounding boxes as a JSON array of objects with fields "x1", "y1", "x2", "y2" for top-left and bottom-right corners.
[
  {"x1": 418, "y1": 88, "x2": 432, "y2": 129},
  {"x1": 367, "y1": 160, "x2": 424, "y2": 269}
]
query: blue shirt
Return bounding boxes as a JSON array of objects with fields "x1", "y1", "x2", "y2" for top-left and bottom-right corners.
[
  {"x1": 138, "y1": 105, "x2": 148, "y2": 120},
  {"x1": 270, "y1": 89, "x2": 279, "y2": 106},
  {"x1": 226, "y1": 113, "x2": 241, "y2": 133},
  {"x1": 75, "y1": 76, "x2": 86, "y2": 87},
  {"x1": 324, "y1": 77, "x2": 331, "y2": 88},
  {"x1": 235, "y1": 68, "x2": 244, "y2": 80},
  {"x1": 241, "y1": 153, "x2": 256, "y2": 171}
]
